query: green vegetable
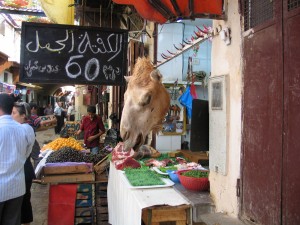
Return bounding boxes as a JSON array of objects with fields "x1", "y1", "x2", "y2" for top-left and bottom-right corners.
[
  {"x1": 182, "y1": 170, "x2": 208, "y2": 178},
  {"x1": 124, "y1": 167, "x2": 165, "y2": 186},
  {"x1": 159, "y1": 166, "x2": 178, "y2": 173}
]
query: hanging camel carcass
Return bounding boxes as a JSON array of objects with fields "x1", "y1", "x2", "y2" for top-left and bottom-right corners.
[{"x1": 120, "y1": 57, "x2": 170, "y2": 151}]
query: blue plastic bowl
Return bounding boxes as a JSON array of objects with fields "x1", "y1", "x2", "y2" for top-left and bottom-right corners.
[{"x1": 166, "y1": 170, "x2": 180, "y2": 184}]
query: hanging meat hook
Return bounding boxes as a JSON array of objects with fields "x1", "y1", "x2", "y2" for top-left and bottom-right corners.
[
  {"x1": 196, "y1": 25, "x2": 209, "y2": 34},
  {"x1": 167, "y1": 50, "x2": 176, "y2": 55},
  {"x1": 173, "y1": 44, "x2": 182, "y2": 51}
]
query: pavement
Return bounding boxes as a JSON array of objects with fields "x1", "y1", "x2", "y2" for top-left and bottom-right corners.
[{"x1": 31, "y1": 128, "x2": 59, "y2": 225}]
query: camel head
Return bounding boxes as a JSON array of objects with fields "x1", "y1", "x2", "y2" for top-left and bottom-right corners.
[{"x1": 120, "y1": 57, "x2": 170, "y2": 151}]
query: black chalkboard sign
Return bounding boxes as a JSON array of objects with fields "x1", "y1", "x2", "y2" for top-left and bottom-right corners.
[{"x1": 20, "y1": 22, "x2": 128, "y2": 85}]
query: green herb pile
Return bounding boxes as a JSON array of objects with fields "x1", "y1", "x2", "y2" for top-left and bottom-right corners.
[
  {"x1": 124, "y1": 167, "x2": 165, "y2": 186},
  {"x1": 182, "y1": 170, "x2": 208, "y2": 178},
  {"x1": 159, "y1": 165, "x2": 178, "y2": 173}
]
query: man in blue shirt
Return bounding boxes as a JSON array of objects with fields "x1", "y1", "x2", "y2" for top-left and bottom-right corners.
[{"x1": 0, "y1": 93, "x2": 35, "y2": 225}]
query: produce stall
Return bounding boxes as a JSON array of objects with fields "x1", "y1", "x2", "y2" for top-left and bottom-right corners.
[
  {"x1": 35, "y1": 136, "x2": 110, "y2": 225},
  {"x1": 108, "y1": 162, "x2": 191, "y2": 225},
  {"x1": 107, "y1": 142, "x2": 209, "y2": 225}
]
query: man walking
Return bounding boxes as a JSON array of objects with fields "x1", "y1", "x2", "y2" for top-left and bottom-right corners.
[
  {"x1": 54, "y1": 102, "x2": 64, "y2": 134},
  {"x1": 67, "y1": 102, "x2": 75, "y2": 121},
  {"x1": 0, "y1": 93, "x2": 35, "y2": 225}
]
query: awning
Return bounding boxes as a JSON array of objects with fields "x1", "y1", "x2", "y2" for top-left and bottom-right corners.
[
  {"x1": 112, "y1": 0, "x2": 223, "y2": 24},
  {"x1": 17, "y1": 82, "x2": 43, "y2": 90}
]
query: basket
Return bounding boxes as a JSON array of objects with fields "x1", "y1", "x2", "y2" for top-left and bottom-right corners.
[{"x1": 177, "y1": 169, "x2": 209, "y2": 191}]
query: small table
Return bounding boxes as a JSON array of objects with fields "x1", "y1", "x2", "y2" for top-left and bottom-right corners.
[
  {"x1": 107, "y1": 162, "x2": 191, "y2": 225},
  {"x1": 179, "y1": 150, "x2": 209, "y2": 164}
]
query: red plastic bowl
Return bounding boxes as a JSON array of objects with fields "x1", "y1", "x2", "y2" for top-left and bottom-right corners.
[{"x1": 176, "y1": 169, "x2": 209, "y2": 191}]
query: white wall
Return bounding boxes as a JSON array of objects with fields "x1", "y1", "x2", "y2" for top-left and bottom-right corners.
[
  {"x1": 209, "y1": 0, "x2": 242, "y2": 216},
  {"x1": 157, "y1": 23, "x2": 184, "y2": 82},
  {"x1": 182, "y1": 19, "x2": 212, "y2": 81},
  {"x1": 0, "y1": 16, "x2": 21, "y2": 63},
  {"x1": 156, "y1": 20, "x2": 212, "y2": 151}
]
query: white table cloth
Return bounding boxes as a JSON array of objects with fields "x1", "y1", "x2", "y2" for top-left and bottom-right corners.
[{"x1": 108, "y1": 162, "x2": 190, "y2": 225}]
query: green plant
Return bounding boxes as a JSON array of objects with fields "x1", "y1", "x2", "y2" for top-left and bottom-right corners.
[
  {"x1": 182, "y1": 170, "x2": 208, "y2": 178},
  {"x1": 124, "y1": 167, "x2": 165, "y2": 186}
]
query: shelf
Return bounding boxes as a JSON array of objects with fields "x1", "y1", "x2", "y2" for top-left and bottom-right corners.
[{"x1": 163, "y1": 81, "x2": 202, "y2": 85}]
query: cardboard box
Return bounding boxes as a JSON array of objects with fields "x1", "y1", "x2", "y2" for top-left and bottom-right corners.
[{"x1": 38, "y1": 115, "x2": 57, "y2": 131}]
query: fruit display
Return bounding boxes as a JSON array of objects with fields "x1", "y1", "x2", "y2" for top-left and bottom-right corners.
[
  {"x1": 46, "y1": 147, "x2": 108, "y2": 164},
  {"x1": 41, "y1": 137, "x2": 83, "y2": 151}
]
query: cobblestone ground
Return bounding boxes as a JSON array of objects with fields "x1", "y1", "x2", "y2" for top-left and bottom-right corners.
[{"x1": 31, "y1": 128, "x2": 59, "y2": 225}]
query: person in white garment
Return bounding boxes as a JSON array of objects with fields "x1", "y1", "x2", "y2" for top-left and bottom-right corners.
[
  {"x1": 0, "y1": 93, "x2": 35, "y2": 225},
  {"x1": 67, "y1": 102, "x2": 75, "y2": 121}
]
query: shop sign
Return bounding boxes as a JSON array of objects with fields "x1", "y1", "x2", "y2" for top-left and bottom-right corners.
[{"x1": 20, "y1": 22, "x2": 128, "y2": 85}]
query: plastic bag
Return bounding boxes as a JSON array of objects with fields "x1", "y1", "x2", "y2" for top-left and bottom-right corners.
[
  {"x1": 178, "y1": 86, "x2": 193, "y2": 119},
  {"x1": 104, "y1": 128, "x2": 121, "y2": 147}
]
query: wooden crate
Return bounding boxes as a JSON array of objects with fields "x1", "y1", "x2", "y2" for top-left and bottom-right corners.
[
  {"x1": 41, "y1": 173, "x2": 95, "y2": 184},
  {"x1": 142, "y1": 205, "x2": 191, "y2": 225},
  {"x1": 179, "y1": 150, "x2": 209, "y2": 164},
  {"x1": 43, "y1": 164, "x2": 92, "y2": 175},
  {"x1": 94, "y1": 155, "x2": 110, "y2": 175},
  {"x1": 38, "y1": 115, "x2": 57, "y2": 131}
]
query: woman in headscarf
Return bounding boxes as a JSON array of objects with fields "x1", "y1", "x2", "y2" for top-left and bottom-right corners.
[{"x1": 11, "y1": 102, "x2": 36, "y2": 225}]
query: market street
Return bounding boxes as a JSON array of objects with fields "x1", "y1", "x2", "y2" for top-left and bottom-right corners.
[{"x1": 31, "y1": 128, "x2": 59, "y2": 225}]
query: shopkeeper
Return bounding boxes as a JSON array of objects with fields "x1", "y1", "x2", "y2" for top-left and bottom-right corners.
[{"x1": 76, "y1": 105, "x2": 105, "y2": 154}]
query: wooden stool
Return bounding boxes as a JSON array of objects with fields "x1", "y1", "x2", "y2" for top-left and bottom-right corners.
[{"x1": 142, "y1": 205, "x2": 191, "y2": 225}]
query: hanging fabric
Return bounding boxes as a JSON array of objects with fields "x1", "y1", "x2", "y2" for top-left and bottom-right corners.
[
  {"x1": 190, "y1": 83, "x2": 198, "y2": 99},
  {"x1": 178, "y1": 86, "x2": 193, "y2": 119},
  {"x1": 190, "y1": 75, "x2": 198, "y2": 99}
]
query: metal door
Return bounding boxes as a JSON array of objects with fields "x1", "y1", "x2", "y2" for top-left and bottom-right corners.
[
  {"x1": 282, "y1": 1, "x2": 300, "y2": 224},
  {"x1": 242, "y1": 0, "x2": 300, "y2": 224},
  {"x1": 241, "y1": 1, "x2": 283, "y2": 224}
]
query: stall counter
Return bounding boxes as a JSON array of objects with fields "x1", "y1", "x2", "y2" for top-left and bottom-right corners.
[{"x1": 107, "y1": 162, "x2": 190, "y2": 225}]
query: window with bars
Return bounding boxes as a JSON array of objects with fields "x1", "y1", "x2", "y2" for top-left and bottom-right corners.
[
  {"x1": 288, "y1": 0, "x2": 300, "y2": 10},
  {"x1": 243, "y1": 0, "x2": 274, "y2": 31}
]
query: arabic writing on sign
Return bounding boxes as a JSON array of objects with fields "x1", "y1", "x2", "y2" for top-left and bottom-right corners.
[
  {"x1": 103, "y1": 65, "x2": 120, "y2": 81},
  {"x1": 25, "y1": 30, "x2": 123, "y2": 62},
  {"x1": 24, "y1": 60, "x2": 60, "y2": 77}
]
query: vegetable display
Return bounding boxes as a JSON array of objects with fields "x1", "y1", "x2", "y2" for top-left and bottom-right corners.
[
  {"x1": 124, "y1": 167, "x2": 165, "y2": 186},
  {"x1": 182, "y1": 170, "x2": 208, "y2": 178}
]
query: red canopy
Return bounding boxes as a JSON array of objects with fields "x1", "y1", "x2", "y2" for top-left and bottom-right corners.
[{"x1": 112, "y1": 0, "x2": 223, "y2": 24}]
